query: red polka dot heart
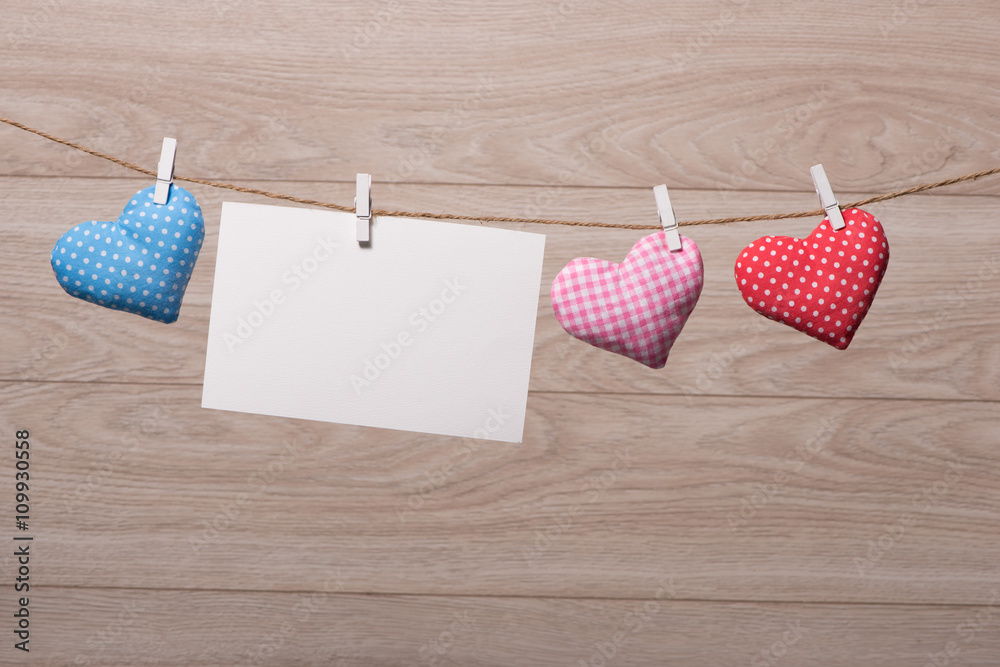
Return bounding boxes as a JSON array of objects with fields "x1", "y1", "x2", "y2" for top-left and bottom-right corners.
[{"x1": 734, "y1": 208, "x2": 889, "y2": 349}]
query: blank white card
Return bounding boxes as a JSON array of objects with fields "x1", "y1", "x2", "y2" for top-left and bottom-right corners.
[{"x1": 202, "y1": 202, "x2": 545, "y2": 443}]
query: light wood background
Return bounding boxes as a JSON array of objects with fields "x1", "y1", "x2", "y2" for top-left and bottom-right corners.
[{"x1": 2, "y1": 1, "x2": 999, "y2": 665}]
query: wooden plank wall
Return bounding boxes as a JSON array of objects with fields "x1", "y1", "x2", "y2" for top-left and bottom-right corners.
[{"x1": 2, "y1": 1, "x2": 999, "y2": 664}]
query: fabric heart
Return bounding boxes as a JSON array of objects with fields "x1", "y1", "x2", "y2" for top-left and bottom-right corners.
[
  {"x1": 734, "y1": 207, "x2": 889, "y2": 349},
  {"x1": 551, "y1": 231, "x2": 703, "y2": 369},
  {"x1": 51, "y1": 184, "x2": 204, "y2": 323}
]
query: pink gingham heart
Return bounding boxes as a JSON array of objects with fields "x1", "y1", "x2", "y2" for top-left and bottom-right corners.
[{"x1": 551, "y1": 232, "x2": 704, "y2": 369}]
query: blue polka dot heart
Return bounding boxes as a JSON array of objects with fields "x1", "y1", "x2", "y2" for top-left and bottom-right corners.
[{"x1": 50, "y1": 184, "x2": 204, "y2": 323}]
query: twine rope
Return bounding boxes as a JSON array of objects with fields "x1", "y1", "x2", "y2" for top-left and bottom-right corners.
[{"x1": 3, "y1": 116, "x2": 998, "y2": 230}]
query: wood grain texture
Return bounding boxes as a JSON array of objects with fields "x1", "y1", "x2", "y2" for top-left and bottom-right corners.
[
  {"x1": 2, "y1": 382, "x2": 997, "y2": 604},
  {"x1": 15, "y1": 587, "x2": 1000, "y2": 666},
  {"x1": 1, "y1": 0, "x2": 999, "y2": 663},
  {"x1": 1, "y1": 1, "x2": 999, "y2": 193},
  {"x1": 2, "y1": 178, "x2": 998, "y2": 400}
]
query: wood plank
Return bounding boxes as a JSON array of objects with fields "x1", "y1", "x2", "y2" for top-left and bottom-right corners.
[
  {"x1": 3, "y1": 2, "x2": 998, "y2": 663},
  {"x1": 3, "y1": 382, "x2": 998, "y2": 604},
  {"x1": 17, "y1": 587, "x2": 1000, "y2": 666},
  {"x1": 1, "y1": 1, "x2": 999, "y2": 192},
  {"x1": 2, "y1": 178, "x2": 998, "y2": 401}
]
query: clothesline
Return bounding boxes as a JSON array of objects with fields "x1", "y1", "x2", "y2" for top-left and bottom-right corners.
[{"x1": 2, "y1": 115, "x2": 998, "y2": 230}]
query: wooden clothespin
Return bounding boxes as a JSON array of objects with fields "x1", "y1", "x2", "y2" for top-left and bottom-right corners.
[
  {"x1": 810, "y1": 164, "x2": 845, "y2": 230},
  {"x1": 355, "y1": 173, "x2": 372, "y2": 243},
  {"x1": 153, "y1": 137, "x2": 177, "y2": 205},
  {"x1": 653, "y1": 184, "x2": 683, "y2": 252}
]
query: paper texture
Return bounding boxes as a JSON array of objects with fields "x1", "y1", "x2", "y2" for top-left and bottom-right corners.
[{"x1": 202, "y1": 202, "x2": 545, "y2": 443}]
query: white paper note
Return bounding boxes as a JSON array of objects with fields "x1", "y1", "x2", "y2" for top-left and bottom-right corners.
[{"x1": 202, "y1": 202, "x2": 545, "y2": 443}]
